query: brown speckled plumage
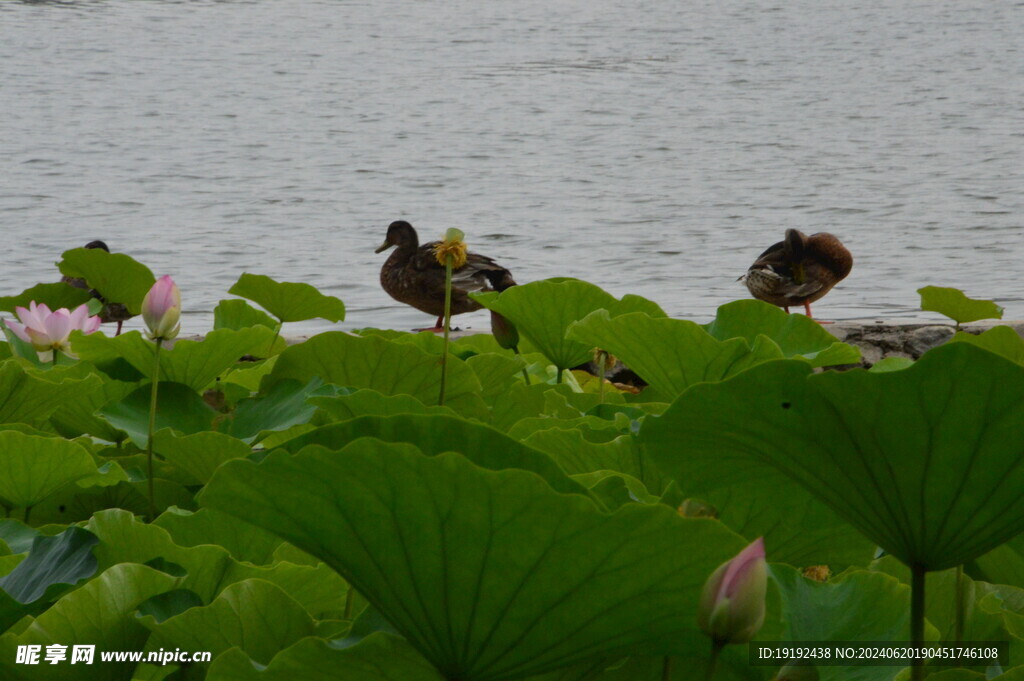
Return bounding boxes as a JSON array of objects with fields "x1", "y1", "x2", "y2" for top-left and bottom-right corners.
[
  {"x1": 376, "y1": 220, "x2": 515, "y2": 329},
  {"x1": 742, "y1": 229, "x2": 852, "y2": 317}
]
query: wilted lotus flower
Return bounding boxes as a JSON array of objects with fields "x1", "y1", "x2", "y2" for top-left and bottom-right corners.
[
  {"x1": 698, "y1": 537, "x2": 768, "y2": 645},
  {"x1": 8, "y1": 302, "x2": 101, "y2": 352},
  {"x1": 142, "y1": 275, "x2": 181, "y2": 341},
  {"x1": 433, "y1": 228, "x2": 468, "y2": 268},
  {"x1": 490, "y1": 311, "x2": 519, "y2": 350}
]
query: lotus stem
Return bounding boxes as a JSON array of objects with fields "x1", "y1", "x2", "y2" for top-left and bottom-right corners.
[
  {"x1": 267, "y1": 321, "x2": 282, "y2": 359},
  {"x1": 556, "y1": 367, "x2": 563, "y2": 384},
  {"x1": 598, "y1": 351, "x2": 608, "y2": 403},
  {"x1": 146, "y1": 339, "x2": 164, "y2": 522},
  {"x1": 23, "y1": 506, "x2": 31, "y2": 524},
  {"x1": 661, "y1": 656, "x2": 671, "y2": 681},
  {"x1": 344, "y1": 585, "x2": 355, "y2": 619},
  {"x1": 52, "y1": 350, "x2": 59, "y2": 368},
  {"x1": 954, "y1": 564, "x2": 965, "y2": 645},
  {"x1": 513, "y1": 347, "x2": 531, "y2": 386},
  {"x1": 704, "y1": 641, "x2": 723, "y2": 681},
  {"x1": 438, "y1": 256, "x2": 453, "y2": 406},
  {"x1": 910, "y1": 563, "x2": 926, "y2": 681}
]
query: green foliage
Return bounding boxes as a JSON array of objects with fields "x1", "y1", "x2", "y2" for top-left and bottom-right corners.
[
  {"x1": 268, "y1": 331, "x2": 486, "y2": 417},
  {"x1": 213, "y1": 298, "x2": 279, "y2": 331},
  {"x1": 0, "y1": 431, "x2": 103, "y2": 509},
  {"x1": 948, "y1": 325, "x2": 1024, "y2": 365},
  {"x1": 0, "y1": 282, "x2": 93, "y2": 314},
  {"x1": 643, "y1": 343, "x2": 1024, "y2": 571},
  {"x1": 200, "y1": 440, "x2": 746, "y2": 680},
  {"x1": 228, "y1": 273, "x2": 346, "y2": 323},
  {"x1": 472, "y1": 278, "x2": 658, "y2": 373},
  {"x1": 57, "y1": 247, "x2": 156, "y2": 315},
  {"x1": 918, "y1": 286, "x2": 1004, "y2": 325}
]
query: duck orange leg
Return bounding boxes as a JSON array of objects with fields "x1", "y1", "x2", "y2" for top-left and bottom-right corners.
[
  {"x1": 412, "y1": 315, "x2": 446, "y2": 333},
  {"x1": 805, "y1": 301, "x2": 835, "y2": 324}
]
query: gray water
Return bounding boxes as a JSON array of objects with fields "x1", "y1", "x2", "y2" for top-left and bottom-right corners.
[{"x1": 2, "y1": 0, "x2": 1021, "y2": 334}]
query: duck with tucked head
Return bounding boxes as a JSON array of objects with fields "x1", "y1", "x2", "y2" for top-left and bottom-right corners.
[
  {"x1": 376, "y1": 220, "x2": 516, "y2": 332},
  {"x1": 741, "y1": 229, "x2": 852, "y2": 320}
]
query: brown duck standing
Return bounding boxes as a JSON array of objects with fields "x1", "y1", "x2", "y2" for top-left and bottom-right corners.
[
  {"x1": 742, "y1": 229, "x2": 852, "y2": 319},
  {"x1": 376, "y1": 220, "x2": 516, "y2": 331},
  {"x1": 61, "y1": 240, "x2": 134, "y2": 335}
]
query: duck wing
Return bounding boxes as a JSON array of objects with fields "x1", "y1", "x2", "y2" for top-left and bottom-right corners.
[{"x1": 410, "y1": 242, "x2": 515, "y2": 293}]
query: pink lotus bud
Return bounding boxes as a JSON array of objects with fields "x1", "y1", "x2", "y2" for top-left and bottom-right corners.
[
  {"x1": 142, "y1": 275, "x2": 181, "y2": 340},
  {"x1": 697, "y1": 537, "x2": 767, "y2": 644},
  {"x1": 7, "y1": 301, "x2": 102, "y2": 353}
]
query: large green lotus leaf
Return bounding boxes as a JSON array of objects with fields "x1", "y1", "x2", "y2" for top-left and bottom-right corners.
[
  {"x1": 155, "y1": 508, "x2": 284, "y2": 565},
  {"x1": 214, "y1": 299, "x2": 280, "y2": 331},
  {"x1": 970, "y1": 535, "x2": 1024, "y2": 590},
  {"x1": 0, "y1": 563, "x2": 176, "y2": 681},
  {"x1": 0, "y1": 361, "x2": 96, "y2": 428},
  {"x1": 85, "y1": 510, "x2": 347, "y2": 616},
  {"x1": 152, "y1": 430, "x2": 252, "y2": 485},
  {"x1": 229, "y1": 273, "x2": 346, "y2": 323},
  {"x1": 567, "y1": 310, "x2": 784, "y2": 399},
  {"x1": 73, "y1": 327, "x2": 276, "y2": 391},
  {"x1": 472, "y1": 278, "x2": 644, "y2": 372},
  {"x1": 949, "y1": 326, "x2": 1024, "y2": 365},
  {"x1": 0, "y1": 521, "x2": 40, "y2": 555},
  {"x1": 279, "y1": 416, "x2": 591, "y2": 499},
  {"x1": 0, "y1": 527, "x2": 98, "y2": 633},
  {"x1": 199, "y1": 440, "x2": 747, "y2": 680},
  {"x1": 466, "y1": 352, "x2": 526, "y2": 401},
  {"x1": 141, "y1": 579, "x2": 315, "y2": 666},
  {"x1": 0, "y1": 431, "x2": 101, "y2": 509},
  {"x1": 310, "y1": 389, "x2": 458, "y2": 422},
  {"x1": 57, "y1": 247, "x2": 156, "y2": 316},
  {"x1": 49, "y1": 373, "x2": 138, "y2": 442},
  {"x1": 0, "y1": 282, "x2": 93, "y2": 314},
  {"x1": 642, "y1": 343, "x2": 1024, "y2": 572},
  {"x1": 771, "y1": 564, "x2": 911, "y2": 681},
  {"x1": 206, "y1": 633, "x2": 445, "y2": 681},
  {"x1": 919, "y1": 286, "x2": 1004, "y2": 325},
  {"x1": 521, "y1": 428, "x2": 672, "y2": 497},
  {"x1": 226, "y1": 378, "x2": 333, "y2": 442},
  {"x1": 703, "y1": 299, "x2": 861, "y2": 367},
  {"x1": 100, "y1": 382, "x2": 218, "y2": 448},
  {"x1": 267, "y1": 332, "x2": 486, "y2": 418}
]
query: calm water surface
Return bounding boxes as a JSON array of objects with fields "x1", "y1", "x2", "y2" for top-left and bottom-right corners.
[{"x1": 2, "y1": 0, "x2": 1021, "y2": 333}]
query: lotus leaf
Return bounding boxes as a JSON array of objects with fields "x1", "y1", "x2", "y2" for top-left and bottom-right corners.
[
  {"x1": 199, "y1": 439, "x2": 747, "y2": 680},
  {"x1": 279, "y1": 416, "x2": 590, "y2": 498},
  {"x1": 0, "y1": 282, "x2": 92, "y2": 315},
  {"x1": 642, "y1": 343, "x2": 1024, "y2": 572},
  {"x1": 949, "y1": 326, "x2": 1024, "y2": 365},
  {"x1": 154, "y1": 508, "x2": 283, "y2": 565},
  {"x1": 471, "y1": 278, "x2": 658, "y2": 374},
  {"x1": 0, "y1": 431, "x2": 103, "y2": 510},
  {"x1": 309, "y1": 389, "x2": 458, "y2": 421},
  {"x1": 100, "y1": 383, "x2": 219, "y2": 447},
  {"x1": 0, "y1": 527, "x2": 98, "y2": 633},
  {"x1": 73, "y1": 327, "x2": 276, "y2": 391},
  {"x1": 771, "y1": 564, "x2": 912, "y2": 681},
  {"x1": 267, "y1": 331, "x2": 485, "y2": 417},
  {"x1": 568, "y1": 310, "x2": 784, "y2": 399},
  {"x1": 206, "y1": 633, "x2": 445, "y2": 681},
  {"x1": 703, "y1": 299, "x2": 861, "y2": 367},
  {"x1": 919, "y1": 286, "x2": 1003, "y2": 325},
  {"x1": 0, "y1": 361, "x2": 96, "y2": 428},
  {"x1": 57, "y1": 247, "x2": 156, "y2": 316},
  {"x1": 229, "y1": 273, "x2": 346, "y2": 323},
  {"x1": 141, "y1": 579, "x2": 315, "y2": 665},
  {"x1": 214, "y1": 299, "x2": 279, "y2": 331},
  {"x1": 0, "y1": 563, "x2": 177, "y2": 681},
  {"x1": 152, "y1": 430, "x2": 253, "y2": 485}
]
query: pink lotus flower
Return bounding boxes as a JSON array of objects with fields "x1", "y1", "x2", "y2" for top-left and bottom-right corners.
[
  {"x1": 698, "y1": 537, "x2": 768, "y2": 644},
  {"x1": 142, "y1": 275, "x2": 181, "y2": 341},
  {"x1": 7, "y1": 302, "x2": 101, "y2": 352}
]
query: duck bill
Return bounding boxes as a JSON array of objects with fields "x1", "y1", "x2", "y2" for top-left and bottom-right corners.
[{"x1": 374, "y1": 240, "x2": 392, "y2": 254}]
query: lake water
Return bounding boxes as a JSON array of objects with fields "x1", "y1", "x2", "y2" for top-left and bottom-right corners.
[{"x1": 2, "y1": 0, "x2": 1021, "y2": 333}]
